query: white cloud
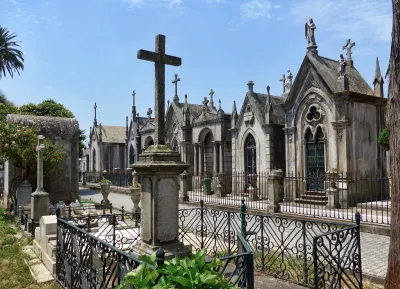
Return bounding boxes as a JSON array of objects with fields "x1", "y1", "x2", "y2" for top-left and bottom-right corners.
[
  {"x1": 290, "y1": 0, "x2": 392, "y2": 43},
  {"x1": 121, "y1": 0, "x2": 145, "y2": 9},
  {"x1": 121, "y1": 0, "x2": 182, "y2": 9},
  {"x1": 241, "y1": 0, "x2": 272, "y2": 19},
  {"x1": 167, "y1": 0, "x2": 181, "y2": 7}
]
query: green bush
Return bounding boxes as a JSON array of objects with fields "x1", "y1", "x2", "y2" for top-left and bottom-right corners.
[
  {"x1": 117, "y1": 249, "x2": 238, "y2": 289},
  {"x1": 378, "y1": 127, "x2": 389, "y2": 145},
  {"x1": 99, "y1": 177, "x2": 112, "y2": 185}
]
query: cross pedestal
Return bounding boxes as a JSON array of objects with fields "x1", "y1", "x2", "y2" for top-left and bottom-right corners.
[{"x1": 131, "y1": 145, "x2": 191, "y2": 258}]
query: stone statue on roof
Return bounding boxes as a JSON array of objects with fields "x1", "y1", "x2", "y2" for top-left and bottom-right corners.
[
  {"x1": 284, "y1": 69, "x2": 293, "y2": 92},
  {"x1": 338, "y1": 54, "x2": 347, "y2": 78},
  {"x1": 305, "y1": 18, "x2": 316, "y2": 46}
]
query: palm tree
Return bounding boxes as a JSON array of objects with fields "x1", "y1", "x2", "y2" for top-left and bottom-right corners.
[{"x1": 0, "y1": 26, "x2": 24, "y2": 79}]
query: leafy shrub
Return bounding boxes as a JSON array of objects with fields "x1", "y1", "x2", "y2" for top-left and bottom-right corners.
[
  {"x1": 378, "y1": 127, "x2": 389, "y2": 145},
  {"x1": 117, "y1": 249, "x2": 238, "y2": 289},
  {"x1": 99, "y1": 177, "x2": 112, "y2": 185}
]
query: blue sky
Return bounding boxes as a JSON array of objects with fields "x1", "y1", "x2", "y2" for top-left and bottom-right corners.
[{"x1": 0, "y1": 0, "x2": 392, "y2": 145}]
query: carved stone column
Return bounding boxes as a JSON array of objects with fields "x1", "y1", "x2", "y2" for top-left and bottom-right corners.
[
  {"x1": 219, "y1": 141, "x2": 224, "y2": 173},
  {"x1": 199, "y1": 143, "x2": 204, "y2": 176},
  {"x1": 193, "y1": 143, "x2": 198, "y2": 176},
  {"x1": 212, "y1": 141, "x2": 218, "y2": 174}
]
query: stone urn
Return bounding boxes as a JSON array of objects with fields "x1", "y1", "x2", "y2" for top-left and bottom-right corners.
[
  {"x1": 130, "y1": 186, "x2": 141, "y2": 213},
  {"x1": 100, "y1": 183, "x2": 111, "y2": 206}
]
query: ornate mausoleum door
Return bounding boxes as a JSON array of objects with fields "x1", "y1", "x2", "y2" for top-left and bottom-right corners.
[
  {"x1": 305, "y1": 127, "x2": 325, "y2": 191},
  {"x1": 244, "y1": 134, "x2": 257, "y2": 188}
]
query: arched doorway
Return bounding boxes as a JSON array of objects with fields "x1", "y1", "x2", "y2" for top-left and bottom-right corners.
[
  {"x1": 144, "y1": 137, "x2": 154, "y2": 150},
  {"x1": 244, "y1": 134, "x2": 257, "y2": 175},
  {"x1": 92, "y1": 149, "x2": 96, "y2": 172},
  {"x1": 204, "y1": 132, "x2": 213, "y2": 176},
  {"x1": 305, "y1": 126, "x2": 325, "y2": 190},
  {"x1": 129, "y1": 145, "x2": 135, "y2": 165}
]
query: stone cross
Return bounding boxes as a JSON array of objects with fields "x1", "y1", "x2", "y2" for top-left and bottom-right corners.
[
  {"x1": 279, "y1": 74, "x2": 286, "y2": 93},
  {"x1": 209, "y1": 89, "x2": 215, "y2": 108},
  {"x1": 147, "y1": 107, "x2": 152, "y2": 119},
  {"x1": 342, "y1": 39, "x2": 355, "y2": 67},
  {"x1": 132, "y1": 90, "x2": 136, "y2": 106},
  {"x1": 172, "y1": 74, "x2": 181, "y2": 102},
  {"x1": 137, "y1": 34, "x2": 182, "y2": 145},
  {"x1": 36, "y1": 135, "x2": 46, "y2": 192}
]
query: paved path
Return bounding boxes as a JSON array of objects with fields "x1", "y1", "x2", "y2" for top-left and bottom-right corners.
[{"x1": 79, "y1": 188, "x2": 389, "y2": 281}]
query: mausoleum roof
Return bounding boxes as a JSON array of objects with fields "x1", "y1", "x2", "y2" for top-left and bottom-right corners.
[
  {"x1": 96, "y1": 125, "x2": 126, "y2": 143},
  {"x1": 306, "y1": 54, "x2": 373, "y2": 95},
  {"x1": 7, "y1": 114, "x2": 80, "y2": 138},
  {"x1": 246, "y1": 93, "x2": 285, "y2": 125}
]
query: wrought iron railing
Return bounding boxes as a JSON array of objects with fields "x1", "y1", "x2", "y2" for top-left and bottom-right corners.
[
  {"x1": 85, "y1": 171, "x2": 133, "y2": 188},
  {"x1": 178, "y1": 200, "x2": 361, "y2": 288},
  {"x1": 313, "y1": 213, "x2": 362, "y2": 289},
  {"x1": 56, "y1": 218, "x2": 149, "y2": 289}
]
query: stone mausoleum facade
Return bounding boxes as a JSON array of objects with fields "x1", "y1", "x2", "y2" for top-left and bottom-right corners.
[{"x1": 87, "y1": 20, "x2": 387, "y2": 205}]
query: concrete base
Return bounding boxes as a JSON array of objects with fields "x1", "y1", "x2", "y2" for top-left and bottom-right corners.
[
  {"x1": 131, "y1": 241, "x2": 192, "y2": 260},
  {"x1": 33, "y1": 239, "x2": 56, "y2": 274}
]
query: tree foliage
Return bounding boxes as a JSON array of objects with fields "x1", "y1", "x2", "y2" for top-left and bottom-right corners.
[
  {"x1": 19, "y1": 99, "x2": 74, "y2": 118},
  {"x1": 378, "y1": 127, "x2": 389, "y2": 145},
  {"x1": 0, "y1": 26, "x2": 24, "y2": 79}
]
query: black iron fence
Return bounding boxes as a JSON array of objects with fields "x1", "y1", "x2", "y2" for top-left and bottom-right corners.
[
  {"x1": 84, "y1": 171, "x2": 133, "y2": 188},
  {"x1": 184, "y1": 172, "x2": 390, "y2": 225},
  {"x1": 281, "y1": 172, "x2": 390, "y2": 225},
  {"x1": 188, "y1": 172, "x2": 271, "y2": 210},
  {"x1": 56, "y1": 218, "x2": 147, "y2": 289},
  {"x1": 178, "y1": 201, "x2": 362, "y2": 288}
]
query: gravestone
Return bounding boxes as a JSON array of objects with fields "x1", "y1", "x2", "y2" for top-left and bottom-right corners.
[
  {"x1": 16, "y1": 180, "x2": 32, "y2": 211},
  {"x1": 132, "y1": 34, "x2": 191, "y2": 258}
]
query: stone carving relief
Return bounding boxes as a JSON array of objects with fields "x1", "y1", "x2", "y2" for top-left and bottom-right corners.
[
  {"x1": 305, "y1": 104, "x2": 325, "y2": 127},
  {"x1": 244, "y1": 104, "x2": 254, "y2": 126}
]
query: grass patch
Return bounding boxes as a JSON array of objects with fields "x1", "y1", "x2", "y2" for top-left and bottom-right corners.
[
  {"x1": 0, "y1": 207, "x2": 56, "y2": 289},
  {"x1": 80, "y1": 198, "x2": 96, "y2": 204}
]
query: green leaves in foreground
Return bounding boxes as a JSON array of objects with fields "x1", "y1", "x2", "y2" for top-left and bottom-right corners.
[{"x1": 117, "y1": 249, "x2": 238, "y2": 289}]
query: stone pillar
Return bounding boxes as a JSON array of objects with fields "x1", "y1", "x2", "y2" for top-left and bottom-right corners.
[
  {"x1": 131, "y1": 145, "x2": 191, "y2": 259},
  {"x1": 212, "y1": 141, "x2": 218, "y2": 174},
  {"x1": 198, "y1": 143, "x2": 204, "y2": 176},
  {"x1": 30, "y1": 135, "x2": 50, "y2": 233},
  {"x1": 267, "y1": 169, "x2": 283, "y2": 214},
  {"x1": 179, "y1": 170, "x2": 188, "y2": 202},
  {"x1": 193, "y1": 144, "x2": 198, "y2": 176},
  {"x1": 219, "y1": 141, "x2": 224, "y2": 173}
]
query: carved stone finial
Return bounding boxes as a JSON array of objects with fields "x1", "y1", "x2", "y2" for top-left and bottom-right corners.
[
  {"x1": 219, "y1": 99, "x2": 222, "y2": 110},
  {"x1": 147, "y1": 107, "x2": 152, "y2": 119},
  {"x1": 284, "y1": 69, "x2": 293, "y2": 93},
  {"x1": 247, "y1": 81, "x2": 254, "y2": 94},
  {"x1": 267, "y1": 86, "x2": 270, "y2": 95},
  {"x1": 185, "y1": 94, "x2": 188, "y2": 104},
  {"x1": 202, "y1": 97, "x2": 209, "y2": 107}
]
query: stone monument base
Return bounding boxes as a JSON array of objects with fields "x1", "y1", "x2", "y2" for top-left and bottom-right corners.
[{"x1": 131, "y1": 240, "x2": 192, "y2": 260}]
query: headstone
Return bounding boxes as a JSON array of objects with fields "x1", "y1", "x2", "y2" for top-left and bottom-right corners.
[
  {"x1": 133, "y1": 34, "x2": 191, "y2": 258},
  {"x1": 16, "y1": 180, "x2": 32, "y2": 211}
]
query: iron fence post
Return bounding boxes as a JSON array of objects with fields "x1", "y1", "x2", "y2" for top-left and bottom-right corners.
[
  {"x1": 110, "y1": 203, "x2": 113, "y2": 214},
  {"x1": 113, "y1": 214, "x2": 116, "y2": 247},
  {"x1": 247, "y1": 252, "x2": 254, "y2": 289},
  {"x1": 200, "y1": 200, "x2": 204, "y2": 249},
  {"x1": 302, "y1": 220, "x2": 308, "y2": 283},
  {"x1": 241, "y1": 200, "x2": 246, "y2": 237},
  {"x1": 68, "y1": 205, "x2": 72, "y2": 218},
  {"x1": 56, "y1": 208, "x2": 60, "y2": 219},
  {"x1": 313, "y1": 237, "x2": 319, "y2": 289},
  {"x1": 121, "y1": 206, "x2": 125, "y2": 221},
  {"x1": 355, "y1": 211, "x2": 363, "y2": 289},
  {"x1": 87, "y1": 215, "x2": 91, "y2": 232},
  {"x1": 156, "y1": 247, "x2": 165, "y2": 266}
]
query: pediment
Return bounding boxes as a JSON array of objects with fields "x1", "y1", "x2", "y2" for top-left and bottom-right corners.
[{"x1": 140, "y1": 119, "x2": 155, "y2": 132}]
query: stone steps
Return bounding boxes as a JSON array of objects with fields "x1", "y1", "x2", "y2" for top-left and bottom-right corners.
[
  {"x1": 23, "y1": 245, "x2": 54, "y2": 284},
  {"x1": 295, "y1": 190, "x2": 328, "y2": 206}
]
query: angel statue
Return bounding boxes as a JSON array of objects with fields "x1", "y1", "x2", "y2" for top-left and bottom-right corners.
[
  {"x1": 305, "y1": 18, "x2": 316, "y2": 46},
  {"x1": 338, "y1": 54, "x2": 347, "y2": 78},
  {"x1": 284, "y1": 70, "x2": 293, "y2": 92}
]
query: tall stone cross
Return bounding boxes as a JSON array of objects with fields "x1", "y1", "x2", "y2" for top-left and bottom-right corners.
[
  {"x1": 342, "y1": 39, "x2": 355, "y2": 67},
  {"x1": 172, "y1": 74, "x2": 181, "y2": 102},
  {"x1": 137, "y1": 34, "x2": 182, "y2": 145},
  {"x1": 209, "y1": 89, "x2": 215, "y2": 108},
  {"x1": 147, "y1": 107, "x2": 152, "y2": 119},
  {"x1": 36, "y1": 135, "x2": 46, "y2": 192},
  {"x1": 279, "y1": 74, "x2": 286, "y2": 93},
  {"x1": 202, "y1": 97, "x2": 209, "y2": 107}
]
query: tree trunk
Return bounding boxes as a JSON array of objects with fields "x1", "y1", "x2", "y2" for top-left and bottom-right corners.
[{"x1": 385, "y1": 1, "x2": 400, "y2": 288}]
